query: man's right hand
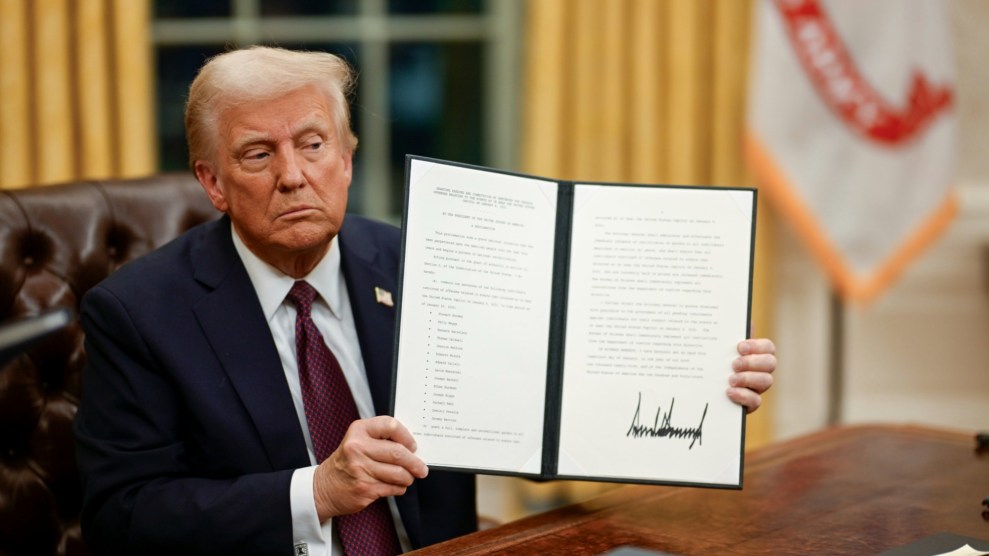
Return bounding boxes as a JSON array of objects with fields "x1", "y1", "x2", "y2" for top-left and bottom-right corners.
[{"x1": 312, "y1": 416, "x2": 428, "y2": 522}]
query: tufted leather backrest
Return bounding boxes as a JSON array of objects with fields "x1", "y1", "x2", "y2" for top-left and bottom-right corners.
[{"x1": 0, "y1": 174, "x2": 218, "y2": 556}]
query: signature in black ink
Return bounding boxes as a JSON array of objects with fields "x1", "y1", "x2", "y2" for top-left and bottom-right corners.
[{"x1": 626, "y1": 392, "x2": 708, "y2": 450}]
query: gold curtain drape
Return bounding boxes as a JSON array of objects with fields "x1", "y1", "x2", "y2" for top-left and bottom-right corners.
[
  {"x1": 0, "y1": 0, "x2": 155, "y2": 189},
  {"x1": 517, "y1": 0, "x2": 776, "y2": 514}
]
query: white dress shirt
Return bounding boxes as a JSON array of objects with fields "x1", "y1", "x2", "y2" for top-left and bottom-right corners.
[{"x1": 231, "y1": 228, "x2": 410, "y2": 555}]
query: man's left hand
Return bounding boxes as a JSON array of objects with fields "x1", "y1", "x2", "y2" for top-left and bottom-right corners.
[{"x1": 726, "y1": 338, "x2": 776, "y2": 413}]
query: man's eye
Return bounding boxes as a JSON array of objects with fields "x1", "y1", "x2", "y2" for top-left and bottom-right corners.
[
  {"x1": 245, "y1": 151, "x2": 268, "y2": 161},
  {"x1": 306, "y1": 142, "x2": 323, "y2": 151}
]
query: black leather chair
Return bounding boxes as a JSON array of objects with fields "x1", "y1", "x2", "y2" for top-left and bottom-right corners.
[{"x1": 0, "y1": 173, "x2": 217, "y2": 556}]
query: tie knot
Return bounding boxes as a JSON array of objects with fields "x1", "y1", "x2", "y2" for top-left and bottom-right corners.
[{"x1": 286, "y1": 280, "x2": 318, "y2": 314}]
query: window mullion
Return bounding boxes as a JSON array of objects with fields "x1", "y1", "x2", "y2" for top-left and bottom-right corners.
[
  {"x1": 357, "y1": 0, "x2": 393, "y2": 222},
  {"x1": 232, "y1": 0, "x2": 261, "y2": 44}
]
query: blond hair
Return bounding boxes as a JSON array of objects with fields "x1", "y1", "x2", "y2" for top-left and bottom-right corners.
[{"x1": 184, "y1": 46, "x2": 359, "y2": 167}]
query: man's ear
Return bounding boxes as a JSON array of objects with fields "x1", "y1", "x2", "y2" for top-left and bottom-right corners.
[
  {"x1": 341, "y1": 149, "x2": 354, "y2": 189},
  {"x1": 194, "y1": 160, "x2": 228, "y2": 212}
]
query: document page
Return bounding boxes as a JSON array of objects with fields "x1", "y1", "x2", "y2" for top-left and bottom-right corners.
[
  {"x1": 393, "y1": 159, "x2": 558, "y2": 474},
  {"x1": 557, "y1": 184, "x2": 753, "y2": 486}
]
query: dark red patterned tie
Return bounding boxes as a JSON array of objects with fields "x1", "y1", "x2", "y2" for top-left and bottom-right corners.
[{"x1": 287, "y1": 280, "x2": 402, "y2": 556}]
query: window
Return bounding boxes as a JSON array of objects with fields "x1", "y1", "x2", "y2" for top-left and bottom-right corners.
[{"x1": 153, "y1": 0, "x2": 522, "y2": 222}]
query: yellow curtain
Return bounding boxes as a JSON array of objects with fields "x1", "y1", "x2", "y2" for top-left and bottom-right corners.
[
  {"x1": 517, "y1": 0, "x2": 776, "y2": 514},
  {"x1": 0, "y1": 0, "x2": 155, "y2": 189}
]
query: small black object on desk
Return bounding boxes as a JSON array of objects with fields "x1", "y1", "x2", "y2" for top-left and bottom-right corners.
[
  {"x1": 976, "y1": 431, "x2": 989, "y2": 453},
  {"x1": 980, "y1": 433, "x2": 989, "y2": 521}
]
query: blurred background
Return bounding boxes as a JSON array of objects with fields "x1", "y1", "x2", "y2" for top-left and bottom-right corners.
[{"x1": 1, "y1": 0, "x2": 986, "y2": 525}]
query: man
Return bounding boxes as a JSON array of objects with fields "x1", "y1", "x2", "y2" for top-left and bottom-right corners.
[{"x1": 74, "y1": 46, "x2": 776, "y2": 555}]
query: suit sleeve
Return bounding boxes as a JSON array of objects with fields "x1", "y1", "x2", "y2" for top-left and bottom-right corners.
[{"x1": 73, "y1": 285, "x2": 295, "y2": 556}]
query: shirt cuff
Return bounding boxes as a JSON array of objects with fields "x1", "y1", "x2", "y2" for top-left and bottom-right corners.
[{"x1": 291, "y1": 465, "x2": 331, "y2": 554}]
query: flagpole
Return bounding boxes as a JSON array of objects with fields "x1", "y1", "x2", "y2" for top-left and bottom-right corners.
[{"x1": 827, "y1": 291, "x2": 845, "y2": 426}]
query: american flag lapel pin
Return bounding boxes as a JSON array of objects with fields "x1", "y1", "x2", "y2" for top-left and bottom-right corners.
[{"x1": 374, "y1": 286, "x2": 394, "y2": 307}]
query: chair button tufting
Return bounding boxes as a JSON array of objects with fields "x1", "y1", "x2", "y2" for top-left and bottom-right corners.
[{"x1": 0, "y1": 173, "x2": 218, "y2": 556}]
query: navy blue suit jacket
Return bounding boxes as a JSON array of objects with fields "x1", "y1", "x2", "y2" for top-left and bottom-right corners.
[{"x1": 74, "y1": 215, "x2": 477, "y2": 555}]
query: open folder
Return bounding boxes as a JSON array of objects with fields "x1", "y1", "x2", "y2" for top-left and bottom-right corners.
[
  {"x1": 0, "y1": 309, "x2": 73, "y2": 368},
  {"x1": 390, "y1": 156, "x2": 756, "y2": 488}
]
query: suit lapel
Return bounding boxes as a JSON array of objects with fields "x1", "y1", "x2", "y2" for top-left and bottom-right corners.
[
  {"x1": 338, "y1": 223, "x2": 399, "y2": 417},
  {"x1": 191, "y1": 217, "x2": 310, "y2": 471}
]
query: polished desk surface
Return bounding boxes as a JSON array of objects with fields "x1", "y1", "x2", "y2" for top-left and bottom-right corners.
[{"x1": 411, "y1": 424, "x2": 989, "y2": 555}]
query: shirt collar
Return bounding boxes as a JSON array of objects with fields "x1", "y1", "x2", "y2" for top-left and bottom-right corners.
[{"x1": 230, "y1": 227, "x2": 344, "y2": 322}]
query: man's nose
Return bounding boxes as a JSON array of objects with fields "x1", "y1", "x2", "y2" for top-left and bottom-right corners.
[{"x1": 275, "y1": 148, "x2": 305, "y2": 191}]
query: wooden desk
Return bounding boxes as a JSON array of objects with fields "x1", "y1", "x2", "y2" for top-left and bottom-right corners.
[{"x1": 411, "y1": 425, "x2": 989, "y2": 555}]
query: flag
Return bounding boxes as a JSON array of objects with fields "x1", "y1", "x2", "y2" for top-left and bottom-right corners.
[{"x1": 747, "y1": 0, "x2": 957, "y2": 302}]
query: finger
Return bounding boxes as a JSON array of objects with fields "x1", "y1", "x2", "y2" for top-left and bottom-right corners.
[
  {"x1": 732, "y1": 353, "x2": 777, "y2": 373},
  {"x1": 335, "y1": 452, "x2": 418, "y2": 489},
  {"x1": 728, "y1": 370, "x2": 774, "y2": 394},
  {"x1": 726, "y1": 387, "x2": 762, "y2": 413},
  {"x1": 323, "y1": 439, "x2": 423, "y2": 498},
  {"x1": 362, "y1": 416, "x2": 418, "y2": 452},
  {"x1": 362, "y1": 458, "x2": 421, "y2": 488},
  {"x1": 335, "y1": 431, "x2": 428, "y2": 480},
  {"x1": 737, "y1": 338, "x2": 776, "y2": 356},
  {"x1": 361, "y1": 438, "x2": 429, "y2": 480}
]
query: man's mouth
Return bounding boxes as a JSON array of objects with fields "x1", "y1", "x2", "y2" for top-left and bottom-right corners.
[{"x1": 280, "y1": 206, "x2": 316, "y2": 218}]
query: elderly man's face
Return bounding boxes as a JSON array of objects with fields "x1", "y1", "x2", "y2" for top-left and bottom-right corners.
[{"x1": 195, "y1": 85, "x2": 352, "y2": 272}]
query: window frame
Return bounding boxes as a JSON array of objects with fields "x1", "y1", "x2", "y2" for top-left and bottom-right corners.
[{"x1": 153, "y1": 0, "x2": 523, "y2": 222}]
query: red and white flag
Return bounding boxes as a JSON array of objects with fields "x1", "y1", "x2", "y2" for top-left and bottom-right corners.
[{"x1": 747, "y1": 0, "x2": 957, "y2": 302}]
